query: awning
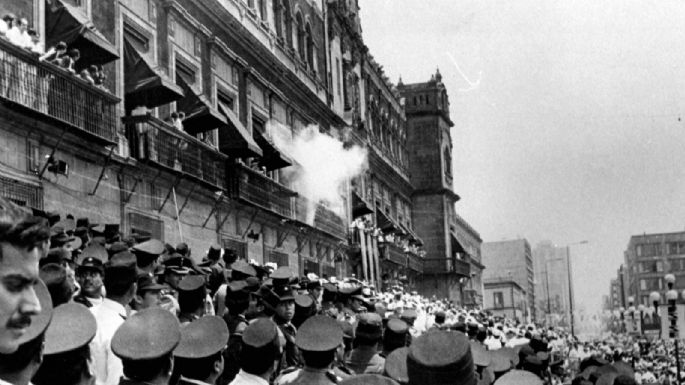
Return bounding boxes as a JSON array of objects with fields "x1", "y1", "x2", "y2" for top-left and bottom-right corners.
[
  {"x1": 217, "y1": 102, "x2": 263, "y2": 158},
  {"x1": 176, "y1": 76, "x2": 227, "y2": 135},
  {"x1": 46, "y1": 1, "x2": 119, "y2": 67},
  {"x1": 400, "y1": 223, "x2": 424, "y2": 246},
  {"x1": 124, "y1": 38, "x2": 184, "y2": 110},
  {"x1": 376, "y1": 209, "x2": 399, "y2": 234},
  {"x1": 352, "y1": 191, "x2": 373, "y2": 219},
  {"x1": 450, "y1": 232, "x2": 467, "y2": 254},
  {"x1": 253, "y1": 129, "x2": 294, "y2": 171}
]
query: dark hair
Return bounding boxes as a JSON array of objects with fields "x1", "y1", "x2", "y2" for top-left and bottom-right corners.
[
  {"x1": 240, "y1": 342, "x2": 278, "y2": 375},
  {"x1": 0, "y1": 198, "x2": 50, "y2": 260},
  {"x1": 179, "y1": 287, "x2": 206, "y2": 314},
  {"x1": 301, "y1": 349, "x2": 335, "y2": 369},
  {"x1": 68, "y1": 49, "x2": 80, "y2": 59},
  {"x1": 33, "y1": 345, "x2": 91, "y2": 385},
  {"x1": 122, "y1": 355, "x2": 172, "y2": 382},
  {"x1": 104, "y1": 266, "x2": 136, "y2": 297},
  {"x1": 434, "y1": 313, "x2": 446, "y2": 324},
  {"x1": 0, "y1": 332, "x2": 45, "y2": 374},
  {"x1": 353, "y1": 334, "x2": 379, "y2": 348},
  {"x1": 226, "y1": 296, "x2": 249, "y2": 316},
  {"x1": 174, "y1": 352, "x2": 222, "y2": 381},
  {"x1": 39, "y1": 263, "x2": 73, "y2": 306},
  {"x1": 55, "y1": 42, "x2": 67, "y2": 50}
]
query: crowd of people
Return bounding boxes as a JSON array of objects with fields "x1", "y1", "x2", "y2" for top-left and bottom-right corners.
[{"x1": 0, "y1": 195, "x2": 680, "y2": 385}]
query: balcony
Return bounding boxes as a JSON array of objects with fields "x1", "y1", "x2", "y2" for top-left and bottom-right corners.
[
  {"x1": 380, "y1": 242, "x2": 407, "y2": 266},
  {"x1": 123, "y1": 114, "x2": 226, "y2": 188},
  {"x1": 228, "y1": 163, "x2": 295, "y2": 218},
  {"x1": 294, "y1": 197, "x2": 347, "y2": 240},
  {"x1": 407, "y1": 251, "x2": 424, "y2": 273},
  {"x1": 0, "y1": 39, "x2": 120, "y2": 144},
  {"x1": 423, "y1": 257, "x2": 471, "y2": 277}
]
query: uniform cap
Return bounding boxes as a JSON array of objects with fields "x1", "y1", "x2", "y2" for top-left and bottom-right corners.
[
  {"x1": 164, "y1": 255, "x2": 195, "y2": 275},
  {"x1": 76, "y1": 217, "x2": 97, "y2": 229},
  {"x1": 294, "y1": 294, "x2": 313, "y2": 309},
  {"x1": 18, "y1": 279, "x2": 53, "y2": 345},
  {"x1": 132, "y1": 239, "x2": 165, "y2": 256},
  {"x1": 178, "y1": 275, "x2": 205, "y2": 292},
  {"x1": 356, "y1": 312, "x2": 383, "y2": 340},
  {"x1": 385, "y1": 347, "x2": 409, "y2": 384},
  {"x1": 79, "y1": 243, "x2": 108, "y2": 263},
  {"x1": 245, "y1": 276, "x2": 261, "y2": 292},
  {"x1": 137, "y1": 274, "x2": 166, "y2": 292},
  {"x1": 493, "y1": 370, "x2": 543, "y2": 385},
  {"x1": 470, "y1": 341, "x2": 491, "y2": 367},
  {"x1": 77, "y1": 255, "x2": 104, "y2": 273},
  {"x1": 489, "y1": 348, "x2": 513, "y2": 373},
  {"x1": 174, "y1": 316, "x2": 229, "y2": 358},
  {"x1": 53, "y1": 219, "x2": 76, "y2": 233},
  {"x1": 407, "y1": 331, "x2": 476, "y2": 385},
  {"x1": 386, "y1": 318, "x2": 409, "y2": 334},
  {"x1": 108, "y1": 242, "x2": 129, "y2": 257},
  {"x1": 296, "y1": 315, "x2": 343, "y2": 352},
  {"x1": 271, "y1": 266, "x2": 293, "y2": 282},
  {"x1": 243, "y1": 317, "x2": 279, "y2": 348},
  {"x1": 401, "y1": 309, "x2": 418, "y2": 321},
  {"x1": 44, "y1": 303, "x2": 96, "y2": 355},
  {"x1": 230, "y1": 260, "x2": 256, "y2": 277},
  {"x1": 112, "y1": 308, "x2": 181, "y2": 360},
  {"x1": 65, "y1": 236, "x2": 82, "y2": 251},
  {"x1": 43, "y1": 247, "x2": 73, "y2": 266},
  {"x1": 340, "y1": 374, "x2": 400, "y2": 385},
  {"x1": 273, "y1": 284, "x2": 295, "y2": 302}
]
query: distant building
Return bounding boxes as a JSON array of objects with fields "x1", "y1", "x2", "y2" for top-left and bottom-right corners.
[
  {"x1": 533, "y1": 241, "x2": 571, "y2": 326},
  {"x1": 624, "y1": 231, "x2": 685, "y2": 306},
  {"x1": 483, "y1": 280, "x2": 526, "y2": 321},
  {"x1": 482, "y1": 239, "x2": 534, "y2": 321}
]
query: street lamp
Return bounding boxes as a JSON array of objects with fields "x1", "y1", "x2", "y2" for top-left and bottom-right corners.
[
  {"x1": 663, "y1": 273, "x2": 682, "y2": 384},
  {"x1": 566, "y1": 240, "x2": 589, "y2": 338}
]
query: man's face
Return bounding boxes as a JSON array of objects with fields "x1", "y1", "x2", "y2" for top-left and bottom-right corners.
[
  {"x1": 165, "y1": 272, "x2": 184, "y2": 289},
  {"x1": 312, "y1": 287, "x2": 322, "y2": 301},
  {"x1": 137, "y1": 290, "x2": 162, "y2": 310},
  {"x1": 77, "y1": 268, "x2": 103, "y2": 298},
  {"x1": 275, "y1": 300, "x2": 295, "y2": 321},
  {"x1": 0, "y1": 242, "x2": 42, "y2": 354}
]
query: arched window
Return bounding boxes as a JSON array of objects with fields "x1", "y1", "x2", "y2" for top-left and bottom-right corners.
[
  {"x1": 283, "y1": 0, "x2": 292, "y2": 47},
  {"x1": 444, "y1": 147, "x2": 452, "y2": 177},
  {"x1": 305, "y1": 22, "x2": 315, "y2": 70},
  {"x1": 273, "y1": 0, "x2": 282, "y2": 38},
  {"x1": 295, "y1": 12, "x2": 305, "y2": 60}
]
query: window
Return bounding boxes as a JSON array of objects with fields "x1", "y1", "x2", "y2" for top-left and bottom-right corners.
[
  {"x1": 336, "y1": 59, "x2": 342, "y2": 97},
  {"x1": 273, "y1": 0, "x2": 282, "y2": 37},
  {"x1": 0, "y1": 176, "x2": 43, "y2": 210},
  {"x1": 444, "y1": 147, "x2": 452, "y2": 177},
  {"x1": 282, "y1": 0, "x2": 292, "y2": 46},
  {"x1": 223, "y1": 238, "x2": 248, "y2": 260},
  {"x1": 257, "y1": 0, "x2": 267, "y2": 20},
  {"x1": 305, "y1": 22, "x2": 314, "y2": 70},
  {"x1": 493, "y1": 292, "x2": 504, "y2": 308},
  {"x1": 267, "y1": 249, "x2": 289, "y2": 267},
  {"x1": 128, "y1": 212, "x2": 164, "y2": 241},
  {"x1": 176, "y1": 58, "x2": 197, "y2": 85},
  {"x1": 295, "y1": 12, "x2": 305, "y2": 60},
  {"x1": 636, "y1": 244, "x2": 643, "y2": 257}
]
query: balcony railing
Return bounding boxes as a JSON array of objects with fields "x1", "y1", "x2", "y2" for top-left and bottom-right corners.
[
  {"x1": 228, "y1": 163, "x2": 294, "y2": 218},
  {"x1": 294, "y1": 197, "x2": 347, "y2": 240},
  {"x1": 0, "y1": 39, "x2": 119, "y2": 143},
  {"x1": 407, "y1": 251, "x2": 424, "y2": 273},
  {"x1": 381, "y1": 242, "x2": 407, "y2": 266},
  {"x1": 123, "y1": 114, "x2": 226, "y2": 188},
  {"x1": 424, "y1": 257, "x2": 471, "y2": 276}
]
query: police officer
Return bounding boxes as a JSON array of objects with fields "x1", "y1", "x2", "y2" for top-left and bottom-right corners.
[
  {"x1": 131, "y1": 239, "x2": 165, "y2": 277},
  {"x1": 346, "y1": 313, "x2": 385, "y2": 374},
  {"x1": 230, "y1": 318, "x2": 281, "y2": 385},
  {"x1": 72, "y1": 244, "x2": 107, "y2": 308},
  {"x1": 111, "y1": 308, "x2": 181, "y2": 385},
  {"x1": 177, "y1": 275, "x2": 207, "y2": 324},
  {"x1": 173, "y1": 316, "x2": 229, "y2": 385},
  {"x1": 219, "y1": 280, "x2": 251, "y2": 385},
  {"x1": 274, "y1": 315, "x2": 345, "y2": 385},
  {"x1": 33, "y1": 302, "x2": 98, "y2": 385}
]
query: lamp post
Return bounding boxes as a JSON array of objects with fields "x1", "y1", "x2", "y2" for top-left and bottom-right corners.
[
  {"x1": 664, "y1": 273, "x2": 682, "y2": 384},
  {"x1": 566, "y1": 240, "x2": 588, "y2": 338},
  {"x1": 650, "y1": 291, "x2": 661, "y2": 338}
]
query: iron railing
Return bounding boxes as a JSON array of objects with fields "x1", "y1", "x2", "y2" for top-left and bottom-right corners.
[
  {"x1": 381, "y1": 242, "x2": 407, "y2": 266},
  {"x1": 228, "y1": 163, "x2": 294, "y2": 218},
  {"x1": 423, "y1": 257, "x2": 471, "y2": 276},
  {"x1": 294, "y1": 197, "x2": 347, "y2": 240},
  {"x1": 0, "y1": 39, "x2": 119, "y2": 143},
  {"x1": 123, "y1": 114, "x2": 226, "y2": 189},
  {"x1": 407, "y1": 251, "x2": 424, "y2": 273}
]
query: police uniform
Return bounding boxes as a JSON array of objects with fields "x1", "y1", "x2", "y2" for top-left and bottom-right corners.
[
  {"x1": 73, "y1": 244, "x2": 107, "y2": 308},
  {"x1": 174, "y1": 316, "x2": 230, "y2": 385},
  {"x1": 230, "y1": 318, "x2": 280, "y2": 385},
  {"x1": 220, "y1": 281, "x2": 252, "y2": 385},
  {"x1": 131, "y1": 239, "x2": 165, "y2": 276},
  {"x1": 274, "y1": 315, "x2": 345, "y2": 385},
  {"x1": 111, "y1": 308, "x2": 181, "y2": 385},
  {"x1": 346, "y1": 313, "x2": 385, "y2": 375},
  {"x1": 177, "y1": 275, "x2": 206, "y2": 324}
]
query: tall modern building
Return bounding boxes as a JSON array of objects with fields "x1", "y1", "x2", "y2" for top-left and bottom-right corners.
[
  {"x1": 533, "y1": 241, "x2": 571, "y2": 326},
  {"x1": 624, "y1": 231, "x2": 685, "y2": 306},
  {"x1": 482, "y1": 239, "x2": 535, "y2": 321}
]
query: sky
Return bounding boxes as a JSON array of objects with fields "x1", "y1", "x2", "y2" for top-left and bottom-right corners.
[{"x1": 359, "y1": 0, "x2": 685, "y2": 314}]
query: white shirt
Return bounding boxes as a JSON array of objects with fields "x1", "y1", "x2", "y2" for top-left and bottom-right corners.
[
  {"x1": 485, "y1": 336, "x2": 503, "y2": 350},
  {"x1": 90, "y1": 298, "x2": 127, "y2": 385},
  {"x1": 5, "y1": 27, "x2": 23, "y2": 47},
  {"x1": 229, "y1": 370, "x2": 269, "y2": 385},
  {"x1": 0, "y1": 20, "x2": 8, "y2": 35}
]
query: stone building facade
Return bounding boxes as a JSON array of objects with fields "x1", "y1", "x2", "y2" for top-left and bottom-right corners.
[{"x1": 0, "y1": 0, "x2": 482, "y2": 297}]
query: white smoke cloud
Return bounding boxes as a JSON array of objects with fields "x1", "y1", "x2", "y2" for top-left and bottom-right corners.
[{"x1": 266, "y1": 120, "x2": 367, "y2": 224}]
